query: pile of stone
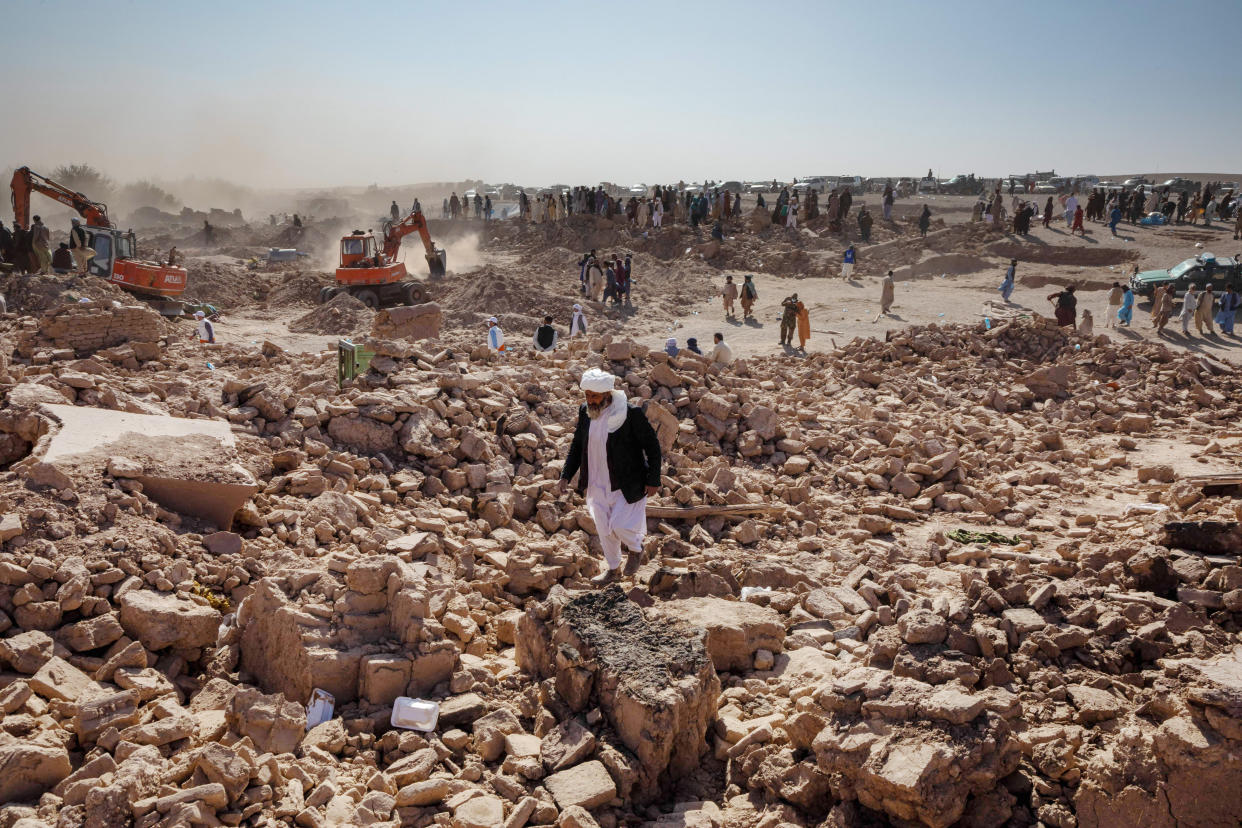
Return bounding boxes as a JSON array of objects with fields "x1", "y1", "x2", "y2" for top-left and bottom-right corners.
[{"x1": 0, "y1": 309, "x2": 1240, "y2": 828}]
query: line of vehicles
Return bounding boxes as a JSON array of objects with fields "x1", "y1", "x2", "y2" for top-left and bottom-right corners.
[{"x1": 9, "y1": 166, "x2": 448, "y2": 314}]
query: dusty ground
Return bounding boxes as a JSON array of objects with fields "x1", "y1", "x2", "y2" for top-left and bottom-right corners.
[{"x1": 106, "y1": 192, "x2": 1241, "y2": 368}]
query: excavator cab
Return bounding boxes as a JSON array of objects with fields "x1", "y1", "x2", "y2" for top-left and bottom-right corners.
[
  {"x1": 85, "y1": 227, "x2": 134, "y2": 279},
  {"x1": 340, "y1": 232, "x2": 378, "y2": 268}
]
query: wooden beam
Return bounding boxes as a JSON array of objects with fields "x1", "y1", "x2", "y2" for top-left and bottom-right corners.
[{"x1": 645, "y1": 504, "x2": 787, "y2": 520}]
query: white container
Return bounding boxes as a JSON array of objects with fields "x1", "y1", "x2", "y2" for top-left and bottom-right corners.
[
  {"x1": 391, "y1": 697, "x2": 439, "y2": 732},
  {"x1": 306, "y1": 688, "x2": 335, "y2": 731}
]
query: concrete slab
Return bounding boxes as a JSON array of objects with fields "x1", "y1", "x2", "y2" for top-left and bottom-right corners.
[{"x1": 34, "y1": 404, "x2": 258, "y2": 528}]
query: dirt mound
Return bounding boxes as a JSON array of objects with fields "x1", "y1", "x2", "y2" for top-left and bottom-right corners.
[
  {"x1": 262, "y1": 269, "x2": 334, "y2": 308},
  {"x1": 183, "y1": 258, "x2": 266, "y2": 308},
  {"x1": 987, "y1": 240, "x2": 1140, "y2": 267},
  {"x1": 0, "y1": 272, "x2": 133, "y2": 315},
  {"x1": 288, "y1": 291, "x2": 373, "y2": 336}
]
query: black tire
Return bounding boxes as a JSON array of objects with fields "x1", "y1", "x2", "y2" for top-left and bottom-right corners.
[
  {"x1": 403, "y1": 283, "x2": 426, "y2": 305},
  {"x1": 354, "y1": 289, "x2": 379, "y2": 309},
  {"x1": 319, "y1": 287, "x2": 333, "y2": 303}
]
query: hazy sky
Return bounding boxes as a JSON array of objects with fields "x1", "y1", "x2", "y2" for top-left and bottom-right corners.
[{"x1": 3, "y1": 0, "x2": 1240, "y2": 189}]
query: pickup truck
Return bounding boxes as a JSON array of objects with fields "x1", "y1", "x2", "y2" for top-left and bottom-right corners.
[{"x1": 1129, "y1": 254, "x2": 1242, "y2": 298}]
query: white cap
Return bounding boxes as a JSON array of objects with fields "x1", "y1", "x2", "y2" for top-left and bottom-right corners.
[
  {"x1": 487, "y1": 316, "x2": 498, "y2": 324},
  {"x1": 579, "y1": 368, "x2": 615, "y2": 393},
  {"x1": 573, "y1": 304, "x2": 582, "y2": 311},
  {"x1": 194, "y1": 311, "x2": 205, "y2": 319}
]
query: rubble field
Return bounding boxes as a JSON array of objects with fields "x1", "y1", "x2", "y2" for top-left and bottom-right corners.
[{"x1": 0, "y1": 288, "x2": 1241, "y2": 828}]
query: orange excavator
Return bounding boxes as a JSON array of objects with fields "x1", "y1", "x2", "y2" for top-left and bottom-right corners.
[
  {"x1": 10, "y1": 167, "x2": 187, "y2": 307},
  {"x1": 323, "y1": 210, "x2": 445, "y2": 307}
]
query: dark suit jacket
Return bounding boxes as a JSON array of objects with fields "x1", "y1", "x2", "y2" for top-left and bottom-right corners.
[{"x1": 561, "y1": 403, "x2": 661, "y2": 504}]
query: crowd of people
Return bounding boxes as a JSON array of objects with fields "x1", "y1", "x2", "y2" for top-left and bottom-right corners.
[
  {"x1": 975, "y1": 184, "x2": 1239, "y2": 238},
  {"x1": 1008, "y1": 262, "x2": 1241, "y2": 339}
]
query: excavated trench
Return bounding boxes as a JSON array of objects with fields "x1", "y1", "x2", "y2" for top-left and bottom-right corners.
[{"x1": 987, "y1": 240, "x2": 1140, "y2": 267}]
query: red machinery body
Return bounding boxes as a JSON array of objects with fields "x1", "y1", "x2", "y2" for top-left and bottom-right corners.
[{"x1": 10, "y1": 167, "x2": 187, "y2": 299}]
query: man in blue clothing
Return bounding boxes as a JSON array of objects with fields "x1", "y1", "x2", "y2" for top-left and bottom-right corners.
[
  {"x1": 841, "y1": 245, "x2": 857, "y2": 280},
  {"x1": 1108, "y1": 206, "x2": 1122, "y2": 236}
]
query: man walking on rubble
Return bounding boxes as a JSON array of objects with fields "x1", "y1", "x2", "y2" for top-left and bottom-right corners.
[{"x1": 558, "y1": 368, "x2": 662, "y2": 585}]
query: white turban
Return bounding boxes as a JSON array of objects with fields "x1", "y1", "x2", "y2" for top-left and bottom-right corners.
[
  {"x1": 579, "y1": 368, "x2": 615, "y2": 393},
  {"x1": 572, "y1": 304, "x2": 582, "y2": 311}
]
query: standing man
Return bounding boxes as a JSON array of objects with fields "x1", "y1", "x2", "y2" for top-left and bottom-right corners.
[
  {"x1": 570, "y1": 303, "x2": 587, "y2": 338},
  {"x1": 193, "y1": 311, "x2": 215, "y2": 344},
  {"x1": 1216, "y1": 285, "x2": 1239, "y2": 335},
  {"x1": 532, "y1": 316, "x2": 558, "y2": 352},
  {"x1": 69, "y1": 218, "x2": 92, "y2": 275},
  {"x1": 621, "y1": 254, "x2": 633, "y2": 303},
  {"x1": 740, "y1": 274, "x2": 758, "y2": 319},
  {"x1": 721, "y1": 274, "x2": 738, "y2": 319},
  {"x1": 795, "y1": 298, "x2": 810, "y2": 350},
  {"x1": 486, "y1": 317, "x2": 506, "y2": 352},
  {"x1": 857, "y1": 206, "x2": 873, "y2": 242},
  {"x1": 390, "y1": 201, "x2": 400, "y2": 222},
  {"x1": 779, "y1": 293, "x2": 799, "y2": 346},
  {"x1": 999, "y1": 259, "x2": 1016, "y2": 303},
  {"x1": 841, "y1": 245, "x2": 856, "y2": 280},
  {"x1": 1153, "y1": 286, "x2": 1175, "y2": 334},
  {"x1": 203, "y1": 220, "x2": 215, "y2": 245},
  {"x1": 558, "y1": 369, "x2": 662, "y2": 584},
  {"x1": 1180, "y1": 284, "x2": 1200, "y2": 335},
  {"x1": 880, "y1": 271, "x2": 895, "y2": 316},
  {"x1": 1105, "y1": 281, "x2": 1123, "y2": 328},
  {"x1": 1196, "y1": 285, "x2": 1216, "y2": 335},
  {"x1": 31, "y1": 215, "x2": 52, "y2": 274}
]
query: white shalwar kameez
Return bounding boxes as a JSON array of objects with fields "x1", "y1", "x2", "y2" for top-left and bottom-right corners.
[{"x1": 584, "y1": 393, "x2": 646, "y2": 571}]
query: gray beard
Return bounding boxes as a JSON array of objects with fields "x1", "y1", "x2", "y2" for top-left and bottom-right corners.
[{"x1": 586, "y1": 401, "x2": 607, "y2": 419}]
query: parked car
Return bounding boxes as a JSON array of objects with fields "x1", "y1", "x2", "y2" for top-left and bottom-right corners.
[
  {"x1": 939, "y1": 175, "x2": 981, "y2": 195},
  {"x1": 1129, "y1": 253, "x2": 1242, "y2": 299},
  {"x1": 834, "y1": 176, "x2": 864, "y2": 195},
  {"x1": 1158, "y1": 178, "x2": 1199, "y2": 192},
  {"x1": 719, "y1": 181, "x2": 743, "y2": 193},
  {"x1": 1123, "y1": 177, "x2": 1152, "y2": 190}
]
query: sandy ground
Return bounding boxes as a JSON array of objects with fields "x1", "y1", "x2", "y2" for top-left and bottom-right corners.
[
  {"x1": 137, "y1": 191, "x2": 1241, "y2": 365},
  {"x1": 658, "y1": 194, "x2": 1242, "y2": 362}
]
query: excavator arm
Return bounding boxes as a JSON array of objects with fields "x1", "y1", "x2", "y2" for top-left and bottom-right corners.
[
  {"x1": 383, "y1": 211, "x2": 446, "y2": 277},
  {"x1": 10, "y1": 167, "x2": 112, "y2": 230}
]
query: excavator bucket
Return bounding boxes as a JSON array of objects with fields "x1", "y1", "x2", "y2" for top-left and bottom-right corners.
[{"x1": 427, "y1": 249, "x2": 447, "y2": 279}]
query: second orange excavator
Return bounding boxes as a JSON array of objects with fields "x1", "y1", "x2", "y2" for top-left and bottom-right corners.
[
  {"x1": 10, "y1": 167, "x2": 187, "y2": 309},
  {"x1": 322, "y1": 211, "x2": 445, "y2": 308}
]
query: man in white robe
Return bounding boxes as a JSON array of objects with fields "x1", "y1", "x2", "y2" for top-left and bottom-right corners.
[
  {"x1": 570, "y1": 304, "x2": 587, "y2": 337},
  {"x1": 558, "y1": 369, "x2": 662, "y2": 584}
]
